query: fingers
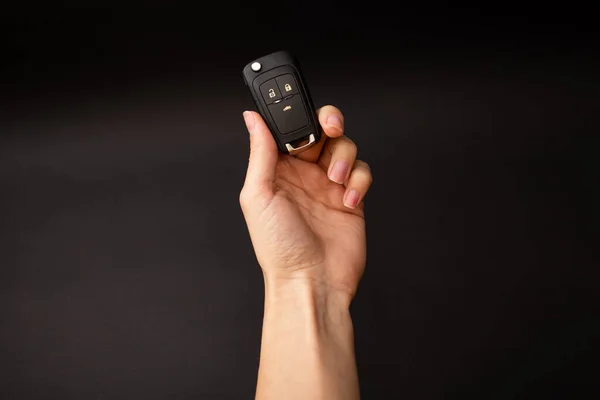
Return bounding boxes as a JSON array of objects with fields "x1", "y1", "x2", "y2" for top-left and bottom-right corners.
[
  {"x1": 317, "y1": 105, "x2": 345, "y2": 139},
  {"x1": 241, "y1": 106, "x2": 371, "y2": 211},
  {"x1": 319, "y1": 136, "x2": 358, "y2": 184},
  {"x1": 294, "y1": 105, "x2": 345, "y2": 163},
  {"x1": 241, "y1": 111, "x2": 278, "y2": 197},
  {"x1": 343, "y1": 160, "x2": 372, "y2": 209},
  {"x1": 316, "y1": 132, "x2": 372, "y2": 209}
]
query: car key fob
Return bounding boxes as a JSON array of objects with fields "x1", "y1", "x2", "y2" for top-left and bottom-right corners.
[{"x1": 242, "y1": 50, "x2": 321, "y2": 155}]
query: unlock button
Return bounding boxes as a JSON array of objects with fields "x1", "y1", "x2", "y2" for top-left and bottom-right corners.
[{"x1": 259, "y1": 79, "x2": 281, "y2": 104}]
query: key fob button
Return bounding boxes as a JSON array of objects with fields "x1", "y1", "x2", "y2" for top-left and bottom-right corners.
[
  {"x1": 260, "y1": 79, "x2": 282, "y2": 104},
  {"x1": 276, "y1": 74, "x2": 299, "y2": 96},
  {"x1": 268, "y1": 94, "x2": 308, "y2": 134}
]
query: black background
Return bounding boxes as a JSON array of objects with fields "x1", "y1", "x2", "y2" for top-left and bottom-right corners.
[{"x1": 1, "y1": 3, "x2": 598, "y2": 399}]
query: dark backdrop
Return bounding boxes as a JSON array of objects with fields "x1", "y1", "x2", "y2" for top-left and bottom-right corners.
[{"x1": 1, "y1": 3, "x2": 597, "y2": 399}]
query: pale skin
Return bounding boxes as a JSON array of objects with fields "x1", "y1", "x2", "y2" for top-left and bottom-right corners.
[{"x1": 239, "y1": 105, "x2": 372, "y2": 400}]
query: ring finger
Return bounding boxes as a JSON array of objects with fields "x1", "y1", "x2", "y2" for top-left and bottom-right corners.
[
  {"x1": 318, "y1": 135, "x2": 358, "y2": 184},
  {"x1": 343, "y1": 160, "x2": 372, "y2": 209}
]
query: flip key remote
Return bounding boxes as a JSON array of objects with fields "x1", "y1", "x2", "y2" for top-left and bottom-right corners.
[{"x1": 242, "y1": 51, "x2": 321, "y2": 155}]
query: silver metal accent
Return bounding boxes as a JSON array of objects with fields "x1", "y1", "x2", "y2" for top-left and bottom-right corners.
[
  {"x1": 285, "y1": 134, "x2": 316, "y2": 155},
  {"x1": 251, "y1": 62, "x2": 261, "y2": 72}
]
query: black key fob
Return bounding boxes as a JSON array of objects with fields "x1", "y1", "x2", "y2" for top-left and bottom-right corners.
[{"x1": 242, "y1": 51, "x2": 321, "y2": 155}]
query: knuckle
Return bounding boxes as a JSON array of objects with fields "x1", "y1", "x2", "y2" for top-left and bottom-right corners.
[
  {"x1": 355, "y1": 159, "x2": 370, "y2": 170},
  {"x1": 359, "y1": 168, "x2": 372, "y2": 180},
  {"x1": 341, "y1": 135, "x2": 354, "y2": 145},
  {"x1": 355, "y1": 161, "x2": 373, "y2": 184},
  {"x1": 347, "y1": 139, "x2": 358, "y2": 156},
  {"x1": 333, "y1": 136, "x2": 357, "y2": 155},
  {"x1": 239, "y1": 188, "x2": 252, "y2": 208},
  {"x1": 239, "y1": 183, "x2": 271, "y2": 210}
]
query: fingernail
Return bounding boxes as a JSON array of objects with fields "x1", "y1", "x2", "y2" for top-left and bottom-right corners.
[
  {"x1": 328, "y1": 161, "x2": 349, "y2": 184},
  {"x1": 243, "y1": 111, "x2": 255, "y2": 131},
  {"x1": 343, "y1": 189, "x2": 360, "y2": 209},
  {"x1": 326, "y1": 115, "x2": 343, "y2": 132}
]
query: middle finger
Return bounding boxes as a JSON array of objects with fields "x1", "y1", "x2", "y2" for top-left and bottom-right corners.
[{"x1": 294, "y1": 105, "x2": 345, "y2": 163}]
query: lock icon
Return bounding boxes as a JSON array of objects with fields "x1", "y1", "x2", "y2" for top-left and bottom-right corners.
[
  {"x1": 284, "y1": 83, "x2": 292, "y2": 92},
  {"x1": 268, "y1": 88, "x2": 276, "y2": 98}
]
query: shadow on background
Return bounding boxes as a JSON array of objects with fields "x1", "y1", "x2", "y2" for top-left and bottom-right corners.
[{"x1": 1, "y1": 3, "x2": 597, "y2": 399}]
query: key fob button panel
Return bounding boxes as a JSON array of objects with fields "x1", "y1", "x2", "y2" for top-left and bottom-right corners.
[
  {"x1": 259, "y1": 79, "x2": 282, "y2": 104},
  {"x1": 275, "y1": 74, "x2": 299, "y2": 97},
  {"x1": 268, "y1": 94, "x2": 308, "y2": 134}
]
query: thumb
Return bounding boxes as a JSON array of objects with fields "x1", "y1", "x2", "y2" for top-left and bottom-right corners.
[{"x1": 242, "y1": 111, "x2": 278, "y2": 192}]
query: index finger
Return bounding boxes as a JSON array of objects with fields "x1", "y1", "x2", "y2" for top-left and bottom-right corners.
[{"x1": 294, "y1": 105, "x2": 345, "y2": 163}]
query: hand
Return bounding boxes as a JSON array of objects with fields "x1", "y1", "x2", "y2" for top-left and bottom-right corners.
[{"x1": 239, "y1": 106, "x2": 372, "y2": 304}]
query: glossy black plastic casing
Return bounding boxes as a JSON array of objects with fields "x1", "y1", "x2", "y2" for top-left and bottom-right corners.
[{"x1": 242, "y1": 50, "x2": 321, "y2": 154}]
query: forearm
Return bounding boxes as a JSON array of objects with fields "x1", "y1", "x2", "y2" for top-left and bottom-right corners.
[{"x1": 255, "y1": 275, "x2": 359, "y2": 400}]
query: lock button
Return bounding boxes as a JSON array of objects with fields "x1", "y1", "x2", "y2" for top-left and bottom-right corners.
[
  {"x1": 260, "y1": 79, "x2": 282, "y2": 104},
  {"x1": 276, "y1": 74, "x2": 299, "y2": 97}
]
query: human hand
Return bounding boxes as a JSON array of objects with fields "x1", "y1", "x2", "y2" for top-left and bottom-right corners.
[{"x1": 239, "y1": 106, "x2": 372, "y2": 306}]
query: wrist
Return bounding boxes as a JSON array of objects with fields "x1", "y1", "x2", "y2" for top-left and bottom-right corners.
[
  {"x1": 263, "y1": 272, "x2": 353, "y2": 317},
  {"x1": 261, "y1": 272, "x2": 355, "y2": 350},
  {"x1": 257, "y1": 271, "x2": 360, "y2": 400}
]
